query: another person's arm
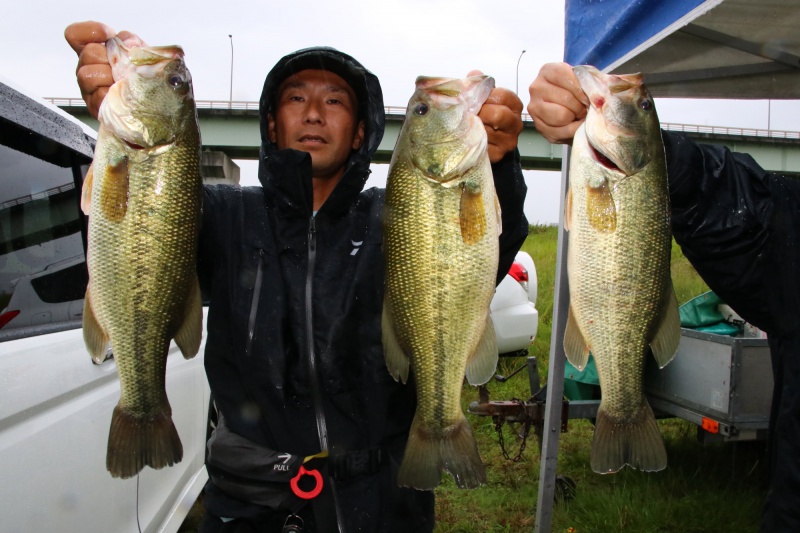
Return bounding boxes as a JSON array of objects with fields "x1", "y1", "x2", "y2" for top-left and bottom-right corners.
[
  {"x1": 526, "y1": 62, "x2": 589, "y2": 145},
  {"x1": 526, "y1": 61, "x2": 776, "y2": 330}
]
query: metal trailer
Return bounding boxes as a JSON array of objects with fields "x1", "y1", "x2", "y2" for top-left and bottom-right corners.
[
  {"x1": 644, "y1": 328, "x2": 772, "y2": 442},
  {"x1": 470, "y1": 327, "x2": 773, "y2": 446},
  {"x1": 468, "y1": 327, "x2": 774, "y2": 523}
]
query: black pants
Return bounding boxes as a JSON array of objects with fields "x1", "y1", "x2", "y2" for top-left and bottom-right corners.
[
  {"x1": 760, "y1": 335, "x2": 800, "y2": 532},
  {"x1": 200, "y1": 510, "x2": 315, "y2": 533}
]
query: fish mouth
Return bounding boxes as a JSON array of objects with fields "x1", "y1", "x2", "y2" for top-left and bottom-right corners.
[
  {"x1": 587, "y1": 139, "x2": 622, "y2": 173},
  {"x1": 124, "y1": 140, "x2": 147, "y2": 150}
]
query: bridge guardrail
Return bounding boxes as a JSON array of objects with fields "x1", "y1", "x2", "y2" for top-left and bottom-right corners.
[{"x1": 47, "y1": 98, "x2": 800, "y2": 140}]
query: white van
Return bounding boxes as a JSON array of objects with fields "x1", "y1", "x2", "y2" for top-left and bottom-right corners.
[
  {"x1": 0, "y1": 76, "x2": 210, "y2": 533},
  {"x1": 0, "y1": 255, "x2": 85, "y2": 329}
]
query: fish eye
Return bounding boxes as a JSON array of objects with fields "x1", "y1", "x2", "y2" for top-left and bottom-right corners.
[
  {"x1": 169, "y1": 74, "x2": 187, "y2": 88},
  {"x1": 414, "y1": 103, "x2": 429, "y2": 116},
  {"x1": 640, "y1": 98, "x2": 653, "y2": 111}
]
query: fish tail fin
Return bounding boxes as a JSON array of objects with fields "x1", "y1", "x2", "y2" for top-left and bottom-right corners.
[
  {"x1": 398, "y1": 413, "x2": 486, "y2": 490},
  {"x1": 590, "y1": 401, "x2": 666, "y2": 474},
  {"x1": 106, "y1": 404, "x2": 183, "y2": 479}
]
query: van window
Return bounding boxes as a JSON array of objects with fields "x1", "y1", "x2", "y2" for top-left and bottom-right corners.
[{"x1": 0, "y1": 116, "x2": 91, "y2": 333}]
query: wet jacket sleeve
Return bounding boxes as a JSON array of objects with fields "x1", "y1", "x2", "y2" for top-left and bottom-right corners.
[
  {"x1": 663, "y1": 130, "x2": 774, "y2": 330},
  {"x1": 492, "y1": 148, "x2": 529, "y2": 285}
]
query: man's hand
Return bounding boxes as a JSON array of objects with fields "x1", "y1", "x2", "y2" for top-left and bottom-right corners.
[
  {"x1": 64, "y1": 21, "x2": 145, "y2": 119},
  {"x1": 469, "y1": 70, "x2": 524, "y2": 164},
  {"x1": 526, "y1": 62, "x2": 589, "y2": 145}
]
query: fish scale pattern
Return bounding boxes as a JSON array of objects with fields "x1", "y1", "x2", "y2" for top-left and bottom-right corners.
[
  {"x1": 84, "y1": 43, "x2": 203, "y2": 479},
  {"x1": 382, "y1": 76, "x2": 500, "y2": 490},
  {"x1": 565, "y1": 66, "x2": 679, "y2": 474}
]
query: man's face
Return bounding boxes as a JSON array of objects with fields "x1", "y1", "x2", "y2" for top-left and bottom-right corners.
[{"x1": 268, "y1": 69, "x2": 365, "y2": 181}]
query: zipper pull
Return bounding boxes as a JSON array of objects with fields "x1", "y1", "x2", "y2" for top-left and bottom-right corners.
[
  {"x1": 245, "y1": 248, "x2": 265, "y2": 357},
  {"x1": 308, "y1": 216, "x2": 316, "y2": 247}
]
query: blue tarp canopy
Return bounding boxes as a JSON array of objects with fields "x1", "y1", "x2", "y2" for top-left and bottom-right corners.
[{"x1": 564, "y1": 0, "x2": 800, "y2": 99}]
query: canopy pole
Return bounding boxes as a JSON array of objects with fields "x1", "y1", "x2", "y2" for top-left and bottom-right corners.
[{"x1": 534, "y1": 145, "x2": 571, "y2": 533}]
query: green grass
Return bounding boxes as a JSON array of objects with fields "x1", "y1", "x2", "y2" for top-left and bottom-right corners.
[{"x1": 434, "y1": 225, "x2": 765, "y2": 533}]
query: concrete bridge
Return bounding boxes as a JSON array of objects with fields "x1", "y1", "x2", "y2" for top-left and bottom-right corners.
[{"x1": 50, "y1": 98, "x2": 800, "y2": 176}]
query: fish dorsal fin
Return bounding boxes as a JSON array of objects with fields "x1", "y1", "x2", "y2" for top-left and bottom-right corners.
[
  {"x1": 649, "y1": 280, "x2": 681, "y2": 368},
  {"x1": 563, "y1": 305, "x2": 590, "y2": 370},
  {"x1": 81, "y1": 163, "x2": 95, "y2": 215},
  {"x1": 460, "y1": 181, "x2": 487, "y2": 244},
  {"x1": 382, "y1": 299, "x2": 410, "y2": 384},
  {"x1": 465, "y1": 314, "x2": 498, "y2": 386},
  {"x1": 586, "y1": 180, "x2": 616, "y2": 233},
  {"x1": 101, "y1": 157, "x2": 130, "y2": 222}
]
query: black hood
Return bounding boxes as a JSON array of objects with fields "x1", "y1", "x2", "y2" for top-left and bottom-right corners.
[{"x1": 258, "y1": 46, "x2": 385, "y2": 167}]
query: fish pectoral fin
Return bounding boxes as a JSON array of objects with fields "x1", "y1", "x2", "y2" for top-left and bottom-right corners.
[
  {"x1": 586, "y1": 181, "x2": 616, "y2": 233},
  {"x1": 382, "y1": 299, "x2": 410, "y2": 384},
  {"x1": 465, "y1": 314, "x2": 498, "y2": 386},
  {"x1": 81, "y1": 163, "x2": 94, "y2": 215},
  {"x1": 649, "y1": 282, "x2": 681, "y2": 368},
  {"x1": 82, "y1": 287, "x2": 109, "y2": 364},
  {"x1": 174, "y1": 276, "x2": 203, "y2": 359},
  {"x1": 460, "y1": 181, "x2": 487, "y2": 245},
  {"x1": 563, "y1": 305, "x2": 590, "y2": 370},
  {"x1": 101, "y1": 156, "x2": 130, "y2": 222}
]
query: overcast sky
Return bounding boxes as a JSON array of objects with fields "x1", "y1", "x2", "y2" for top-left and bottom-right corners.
[{"x1": 3, "y1": 0, "x2": 798, "y2": 224}]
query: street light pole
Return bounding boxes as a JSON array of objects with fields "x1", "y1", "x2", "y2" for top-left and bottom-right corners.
[
  {"x1": 228, "y1": 34, "x2": 234, "y2": 108},
  {"x1": 516, "y1": 49, "x2": 526, "y2": 96},
  {"x1": 767, "y1": 99, "x2": 771, "y2": 132}
]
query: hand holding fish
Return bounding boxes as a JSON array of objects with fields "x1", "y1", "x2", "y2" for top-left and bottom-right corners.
[
  {"x1": 468, "y1": 70, "x2": 523, "y2": 163},
  {"x1": 526, "y1": 62, "x2": 590, "y2": 145},
  {"x1": 65, "y1": 21, "x2": 145, "y2": 119}
]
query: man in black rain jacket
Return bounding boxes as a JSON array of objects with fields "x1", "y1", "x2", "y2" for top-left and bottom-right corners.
[
  {"x1": 66, "y1": 22, "x2": 530, "y2": 533},
  {"x1": 664, "y1": 132, "x2": 800, "y2": 533},
  {"x1": 528, "y1": 62, "x2": 800, "y2": 533}
]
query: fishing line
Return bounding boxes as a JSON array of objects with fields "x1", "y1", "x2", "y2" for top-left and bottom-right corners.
[{"x1": 136, "y1": 473, "x2": 142, "y2": 533}]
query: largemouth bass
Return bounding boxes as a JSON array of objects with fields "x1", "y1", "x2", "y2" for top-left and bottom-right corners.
[
  {"x1": 564, "y1": 65, "x2": 681, "y2": 474},
  {"x1": 383, "y1": 75, "x2": 499, "y2": 490},
  {"x1": 81, "y1": 37, "x2": 204, "y2": 479}
]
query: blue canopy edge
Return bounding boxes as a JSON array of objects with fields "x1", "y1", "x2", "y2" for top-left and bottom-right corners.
[{"x1": 565, "y1": 0, "x2": 718, "y2": 69}]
